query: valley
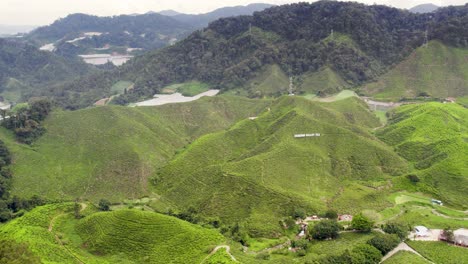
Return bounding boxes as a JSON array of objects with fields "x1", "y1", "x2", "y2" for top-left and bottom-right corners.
[{"x1": 0, "y1": 1, "x2": 466, "y2": 264}]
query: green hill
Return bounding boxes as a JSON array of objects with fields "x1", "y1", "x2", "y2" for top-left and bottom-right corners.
[
  {"x1": 0, "y1": 96, "x2": 270, "y2": 201},
  {"x1": 377, "y1": 102, "x2": 468, "y2": 208},
  {"x1": 154, "y1": 96, "x2": 407, "y2": 235},
  {"x1": 363, "y1": 41, "x2": 468, "y2": 101},
  {"x1": 0, "y1": 203, "x2": 224, "y2": 264},
  {"x1": 77, "y1": 210, "x2": 224, "y2": 263}
]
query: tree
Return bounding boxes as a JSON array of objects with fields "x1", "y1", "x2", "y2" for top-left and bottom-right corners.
[
  {"x1": 351, "y1": 214, "x2": 373, "y2": 233},
  {"x1": 293, "y1": 208, "x2": 306, "y2": 219},
  {"x1": 98, "y1": 199, "x2": 111, "y2": 211},
  {"x1": 74, "y1": 202, "x2": 81, "y2": 219},
  {"x1": 325, "y1": 210, "x2": 338, "y2": 220},
  {"x1": 367, "y1": 234, "x2": 400, "y2": 255},
  {"x1": 310, "y1": 219, "x2": 341, "y2": 240},
  {"x1": 291, "y1": 238, "x2": 309, "y2": 250},
  {"x1": 383, "y1": 222, "x2": 408, "y2": 240},
  {"x1": 441, "y1": 228, "x2": 454, "y2": 243},
  {"x1": 407, "y1": 174, "x2": 420, "y2": 183},
  {"x1": 351, "y1": 244, "x2": 382, "y2": 264}
]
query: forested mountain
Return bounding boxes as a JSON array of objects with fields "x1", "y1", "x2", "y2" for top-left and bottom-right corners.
[
  {"x1": 26, "y1": 4, "x2": 273, "y2": 58},
  {"x1": 410, "y1": 3, "x2": 440, "y2": 13},
  {"x1": 0, "y1": 38, "x2": 94, "y2": 104},
  {"x1": 27, "y1": 13, "x2": 191, "y2": 57},
  {"x1": 49, "y1": 1, "x2": 467, "y2": 108}
]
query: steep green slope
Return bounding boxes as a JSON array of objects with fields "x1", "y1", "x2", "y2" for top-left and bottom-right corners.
[
  {"x1": 377, "y1": 102, "x2": 468, "y2": 208},
  {"x1": 0, "y1": 96, "x2": 270, "y2": 201},
  {"x1": 299, "y1": 67, "x2": 350, "y2": 95},
  {"x1": 0, "y1": 203, "x2": 224, "y2": 264},
  {"x1": 155, "y1": 96, "x2": 407, "y2": 235},
  {"x1": 77, "y1": 210, "x2": 224, "y2": 263},
  {"x1": 363, "y1": 41, "x2": 468, "y2": 101}
]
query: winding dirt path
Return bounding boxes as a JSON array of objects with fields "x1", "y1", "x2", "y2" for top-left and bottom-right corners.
[
  {"x1": 47, "y1": 204, "x2": 88, "y2": 264},
  {"x1": 201, "y1": 245, "x2": 237, "y2": 263},
  {"x1": 380, "y1": 242, "x2": 434, "y2": 264}
]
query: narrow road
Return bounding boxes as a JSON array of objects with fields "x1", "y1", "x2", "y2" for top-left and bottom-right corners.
[
  {"x1": 431, "y1": 209, "x2": 468, "y2": 220},
  {"x1": 380, "y1": 242, "x2": 434, "y2": 264},
  {"x1": 201, "y1": 245, "x2": 237, "y2": 263},
  {"x1": 47, "y1": 204, "x2": 88, "y2": 264}
]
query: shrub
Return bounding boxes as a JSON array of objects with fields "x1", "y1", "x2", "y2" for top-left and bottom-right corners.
[
  {"x1": 310, "y1": 220, "x2": 341, "y2": 240},
  {"x1": 351, "y1": 214, "x2": 373, "y2": 233},
  {"x1": 292, "y1": 238, "x2": 309, "y2": 250},
  {"x1": 367, "y1": 233, "x2": 400, "y2": 255},
  {"x1": 407, "y1": 174, "x2": 420, "y2": 183},
  {"x1": 325, "y1": 210, "x2": 338, "y2": 220},
  {"x1": 98, "y1": 199, "x2": 111, "y2": 211},
  {"x1": 383, "y1": 222, "x2": 408, "y2": 240},
  {"x1": 351, "y1": 244, "x2": 382, "y2": 264}
]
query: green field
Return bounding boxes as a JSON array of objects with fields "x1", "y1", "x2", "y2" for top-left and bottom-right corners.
[
  {"x1": 0, "y1": 96, "x2": 271, "y2": 201},
  {"x1": 407, "y1": 241, "x2": 468, "y2": 264},
  {"x1": 382, "y1": 251, "x2": 430, "y2": 264},
  {"x1": 363, "y1": 41, "x2": 468, "y2": 100}
]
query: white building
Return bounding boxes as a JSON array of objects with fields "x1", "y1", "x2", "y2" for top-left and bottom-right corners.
[{"x1": 414, "y1": 226, "x2": 429, "y2": 237}]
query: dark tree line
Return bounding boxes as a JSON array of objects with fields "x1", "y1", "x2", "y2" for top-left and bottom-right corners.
[{"x1": 2, "y1": 98, "x2": 52, "y2": 144}]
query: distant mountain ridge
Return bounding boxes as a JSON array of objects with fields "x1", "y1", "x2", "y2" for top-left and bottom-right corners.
[
  {"x1": 157, "y1": 10, "x2": 183, "y2": 16},
  {"x1": 26, "y1": 3, "x2": 274, "y2": 58},
  {"x1": 170, "y1": 3, "x2": 275, "y2": 28},
  {"x1": 410, "y1": 3, "x2": 439, "y2": 13}
]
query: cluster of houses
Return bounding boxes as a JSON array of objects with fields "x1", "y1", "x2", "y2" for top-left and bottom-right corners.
[
  {"x1": 295, "y1": 214, "x2": 354, "y2": 238},
  {"x1": 413, "y1": 226, "x2": 468, "y2": 247}
]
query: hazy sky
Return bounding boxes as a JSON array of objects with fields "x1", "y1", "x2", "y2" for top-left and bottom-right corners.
[{"x1": 1, "y1": 0, "x2": 465, "y2": 26}]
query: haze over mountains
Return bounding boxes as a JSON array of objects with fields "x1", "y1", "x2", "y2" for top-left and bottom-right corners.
[{"x1": 26, "y1": 3, "x2": 274, "y2": 58}]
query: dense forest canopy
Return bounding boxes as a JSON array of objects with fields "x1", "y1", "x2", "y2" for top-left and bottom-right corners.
[
  {"x1": 21, "y1": 2, "x2": 468, "y2": 108},
  {"x1": 0, "y1": 38, "x2": 94, "y2": 104}
]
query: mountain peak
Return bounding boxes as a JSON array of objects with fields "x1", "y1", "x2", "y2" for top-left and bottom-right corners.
[
  {"x1": 409, "y1": 3, "x2": 439, "y2": 13},
  {"x1": 157, "y1": 10, "x2": 183, "y2": 16}
]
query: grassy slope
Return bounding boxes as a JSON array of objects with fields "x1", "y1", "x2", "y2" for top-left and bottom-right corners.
[
  {"x1": 407, "y1": 241, "x2": 468, "y2": 264},
  {"x1": 0, "y1": 204, "x2": 224, "y2": 264},
  {"x1": 299, "y1": 67, "x2": 349, "y2": 95},
  {"x1": 245, "y1": 64, "x2": 290, "y2": 97},
  {"x1": 0, "y1": 96, "x2": 271, "y2": 201},
  {"x1": 382, "y1": 251, "x2": 430, "y2": 264},
  {"x1": 377, "y1": 102, "x2": 468, "y2": 208},
  {"x1": 155, "y1": 96, "x2": 407, "y2": 235},
  {"x1": 0, "y1": 203, "x2": 80, "y2": 264},
  {"x1": 77, "y1": 210, "x2": 223, "y2": 263},
  {"x1": 363, "y1": 41, "x2": 468, "y2": 100}
]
